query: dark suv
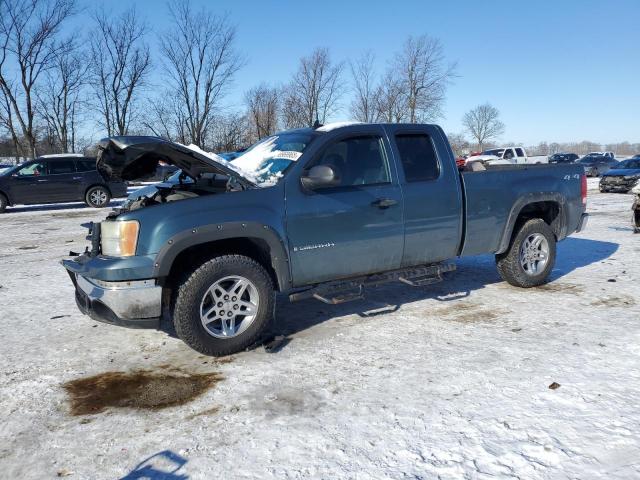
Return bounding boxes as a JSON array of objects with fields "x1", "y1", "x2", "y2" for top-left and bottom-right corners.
[{"x1": 0, "y1": 155, "x2": 127, "y2": 212}]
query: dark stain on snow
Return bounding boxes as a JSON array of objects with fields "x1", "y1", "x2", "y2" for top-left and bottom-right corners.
[
  {"x1": 538, "y1": 282, "x2": 584, "y2": 294},
  {"x1": 63, "y1": 370, "x2": 223, "y2": 415}
]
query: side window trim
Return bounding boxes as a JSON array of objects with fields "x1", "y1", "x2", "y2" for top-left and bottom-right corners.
[{"x1": 393, "y1": 131, "x2": 442, "y2": 183}]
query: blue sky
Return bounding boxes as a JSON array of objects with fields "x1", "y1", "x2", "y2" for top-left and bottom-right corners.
[{"x1": 107, "y1": 0, "x2": 639, "y2": 144}]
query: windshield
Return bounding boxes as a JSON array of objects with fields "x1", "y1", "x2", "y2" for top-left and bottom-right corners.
[
  {"x1": 482, "y1": 149, "x2": 505, "y2": 157},
  {"x1": 230, "y1": 132, "x2": 315, "y2": 186}
]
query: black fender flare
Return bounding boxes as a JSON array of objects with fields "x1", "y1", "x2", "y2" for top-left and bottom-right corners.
[
  {"x1": 153, "y1": 221, "x2": 291, "y2": 290},
  {"x1": 496, "y1": 192, "x2": 567, "y2": 254}
]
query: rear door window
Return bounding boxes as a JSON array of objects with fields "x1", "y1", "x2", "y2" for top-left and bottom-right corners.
[
  {"x1": 515, "y1": 148, "x2": 525, "y2": 157},
  {"x1": 395, "y1": 134, "x2": 440, "y2": 182},
  {"x1": 48, "y1": 160, "x2": 77, "y2": 174}
]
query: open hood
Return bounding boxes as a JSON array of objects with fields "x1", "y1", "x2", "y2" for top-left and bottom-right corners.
[{"x1": 96, "y1": 136, "x2": 255, "y2": 187}]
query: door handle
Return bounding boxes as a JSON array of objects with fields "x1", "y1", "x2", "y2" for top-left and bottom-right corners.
[{"x1": 371, "y1": 198, "x2": 397, "y2": 209}]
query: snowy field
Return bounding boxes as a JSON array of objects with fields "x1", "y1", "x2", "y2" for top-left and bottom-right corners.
[{"x1": 0, "y1": 179, "x2": 639, "y2": 479}]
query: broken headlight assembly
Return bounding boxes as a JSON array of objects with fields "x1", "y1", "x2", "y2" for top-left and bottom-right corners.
[{"x1": 100, "y1": 220, "x2": 140, "y2": 257}]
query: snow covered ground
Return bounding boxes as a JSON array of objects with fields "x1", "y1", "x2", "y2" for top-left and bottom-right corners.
[{"x1": 0, "y1": 178, "x2": 639, "y2": 479}]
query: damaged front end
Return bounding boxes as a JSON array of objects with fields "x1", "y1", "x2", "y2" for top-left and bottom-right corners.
[{"x1": 97, "y1": 136, "x2": 253, "y2": 215}]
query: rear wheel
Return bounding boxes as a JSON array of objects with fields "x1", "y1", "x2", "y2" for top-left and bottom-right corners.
[
  {"x1": 85, "y1": 186, "x2": 111, "y2": 208},
  {"x1": 496, "y1": 219, "x2": 556, "y2": 288},
  {"x1": 0, "y1": 193, "x2": 7, "y2": 213},
  {"x1": 172, "y1": 255, "x2": 275, "y2": 356}
]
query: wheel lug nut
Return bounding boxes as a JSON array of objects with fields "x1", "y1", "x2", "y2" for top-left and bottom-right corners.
[
  {"x1": 224, "y1": 295, "x2": 229, "y2": 300},
  {"x1": 233, "y1": 305, "x2": 239, "y2": 310},
  {"x1": 219, "y1": 310, "x2": 225, "y2": 315},
  {"x1": 217, "y1": 302, "x2": 223, "y2": 307},
  {"x1": 232, "y1": 296, "x2": 237, "y2": 301},
  {"x1": 227, "y1": 312, "x2": 232, "y2": 317}
]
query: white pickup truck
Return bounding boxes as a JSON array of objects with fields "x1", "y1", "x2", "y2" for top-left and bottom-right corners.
[{"x1": 466, "y1": 147, "x2": 545, "y2": 166}]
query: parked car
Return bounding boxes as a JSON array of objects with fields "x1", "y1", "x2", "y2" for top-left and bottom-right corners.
[
  {"x1": 62, "y1": 124, "x2": 587, "y2": 356},
  {"x1": 587, "y1": 151, "x2": 615, "y2": 159},
  {"x1": 578, "y1": 154, "x2": 619, "y2": 177},
  {"x1": 466, "y1": 147, "x2": 531, "y2": 165},
  {"x1": 0, "y1": 155, "x2": 127, "y2": 213},
  {"x1": 599, "y1": 158, "x2": 640, "y2": 193},
  {"x1": 548, "y1": 153, "x2": 579, "y2": 164}
]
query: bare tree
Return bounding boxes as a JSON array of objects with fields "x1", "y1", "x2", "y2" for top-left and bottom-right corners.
[
  {"x1": 160, "y1": 0, "x2": 243, "y2": 149},
  {"x1": 462, "y1": 103, "x2": 505, "y2": 150},
  {"x1": 349, "y1": 51, "x2": 376, "y2": 122},
  {"x1": 141, "y1": 94, "x2": 188, "y2": 144},
  {"x1": 209, "y1": 113, "x2": 249, "y2": 152},
  {"x1": 282, "y1": 47, "x2": 343, "y2": 128},
  {"x1": 244, "y1": 83, "x2": 279, "y2": 142},
  {"x1": 447, "y1": 132, "x2": 470, "y2": 157},
  {"x1": 90, "y1": 7, "x2": 151, "y2": 136},
  {"x1": 394, "y1": 35, "x2": 456, "y2": 123},
  {"x1": 36, "y1": 43, "x2": 87, "y2": 152},
  {"x1": 0, "y1": 0, "x2": 76, "y2": 158},
  {"x1": 373, "y1": 70, "x2": 407, "y2": 123}
]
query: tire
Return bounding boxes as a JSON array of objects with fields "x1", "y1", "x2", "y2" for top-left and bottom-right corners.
[
  {"x1": 85, "y1": 186, "x2": 111, "y2": 208},
  {"x1": 496, "y1": 219, "x2": 556, "y2": 288},
  {"x1": 592, "y1": 168, "x2": 599, "y2": 177},
  {"x1": 172, "y1": 255, "x2": 275, "y2": 356},
  {"x1": 0, "y1": 193, "x2": 7, "y2": 213}
]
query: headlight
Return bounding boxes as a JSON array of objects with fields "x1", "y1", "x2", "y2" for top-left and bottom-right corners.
[{"x1": 100, "y1": 220, "x2": 139, "y2": 257}]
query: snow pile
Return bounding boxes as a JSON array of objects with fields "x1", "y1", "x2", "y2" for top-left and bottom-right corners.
[{"x1": 316, "y1": 121, "x2": 364, "y2": 132}]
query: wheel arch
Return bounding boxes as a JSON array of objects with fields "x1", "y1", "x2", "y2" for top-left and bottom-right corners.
[
  {"x1": 155, "y1": 222, "x2": 291, "y2": 292},
  {"x1": 496, "y1": 193, "x2": 566, "y2": 255}
]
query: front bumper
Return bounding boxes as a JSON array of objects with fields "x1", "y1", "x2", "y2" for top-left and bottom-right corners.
[
  {"x1": 599, "y1": 178, "x2": 638, "y2": 192},
  {"x1": 65, "y1": 268, "x2": 162, "y2": 329}
]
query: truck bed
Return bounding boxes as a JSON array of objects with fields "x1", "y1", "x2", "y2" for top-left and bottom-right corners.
[{"x1": 460, "y1": 163, "x2": 585, "y2": 256}]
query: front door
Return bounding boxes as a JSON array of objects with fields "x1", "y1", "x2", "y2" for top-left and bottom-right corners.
[
  {"x1": 9, "y1": 161, "x2": 51, "y2": 205},
  {"x1": 285, "y1": 130, "x2": 404, "y2": 287}
]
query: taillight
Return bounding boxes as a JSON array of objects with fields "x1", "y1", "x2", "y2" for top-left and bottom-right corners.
[{"x1": 581, "y1": 174, "x2": 587, "y2": 206}]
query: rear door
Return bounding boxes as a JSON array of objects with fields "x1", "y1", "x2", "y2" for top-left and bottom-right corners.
[
  {"x1": 515, "y1": 148, "x2": 526, "y2": 163},
  {"x1": 386, "y1": 125, "x2": 463, "y2": 267},
  {"x1": 284, "y1": 126, "x2": 404, "y2": 286},
  {"x1": 46, "y1": 158, "x2": 83, "y2": 201}
]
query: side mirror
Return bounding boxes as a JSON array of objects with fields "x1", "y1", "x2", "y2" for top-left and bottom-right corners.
[{"x1": 300, "y1": 165, "x2": 339, "y2": 190}]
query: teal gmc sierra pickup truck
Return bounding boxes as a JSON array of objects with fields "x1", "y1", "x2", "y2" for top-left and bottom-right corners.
[{"x1": 62, "y1": 122, "x2": 588, "y2": 356}]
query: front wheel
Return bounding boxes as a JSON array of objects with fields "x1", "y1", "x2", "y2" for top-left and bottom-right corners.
[
  {"x1": 172, "y1": 255, "x2": 275, "y2": 356},
  {"x1": 0, "y1": 193, "x2": 7, "y2": 213},
  {"x1": 496, "y1": 219, "x2": 556, "y2": 288},
  {"x1": 85, "y1": 186, "x2": 111, "y2": 208}
]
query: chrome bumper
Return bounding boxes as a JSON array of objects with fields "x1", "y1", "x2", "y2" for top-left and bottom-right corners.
[{"x1": 73, "y1": 274, "x2": 162, "y2": 328}]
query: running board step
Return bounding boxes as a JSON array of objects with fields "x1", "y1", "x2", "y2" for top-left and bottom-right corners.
[
  {"x1": 289, "y1": 262, "x2": 456, "y2": 304},
  {"x1": 313, "y1": 287, "x2": 364, "y2": 305},
  {"x1": 398, "y1": 273, "x2": 443, "y2": 286}
]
